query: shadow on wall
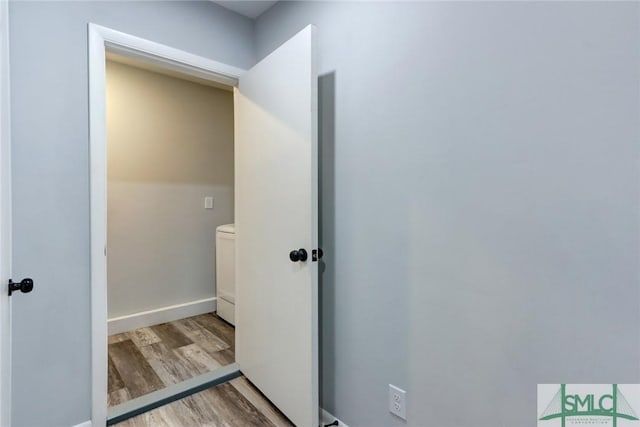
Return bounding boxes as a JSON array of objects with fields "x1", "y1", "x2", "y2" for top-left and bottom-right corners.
[{"x1": 318, "y1": 71, "x2": 336, "y2": 412}]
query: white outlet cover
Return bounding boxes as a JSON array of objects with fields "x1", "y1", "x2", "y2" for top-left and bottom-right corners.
[
  {"x1": 389, "y1": 384, "x2": 406, "y2": 420},
  {"x1": 204, "y1": 197, "x2": 214, "y2": 209}
]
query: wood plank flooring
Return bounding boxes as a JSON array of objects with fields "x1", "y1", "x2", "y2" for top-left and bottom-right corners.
[
  {"x1": 114, "y1": 375, "x2": 294, "y2": 427},
  {"x1": 108, "y1": 312, "x2": 235, "y2": 406}
]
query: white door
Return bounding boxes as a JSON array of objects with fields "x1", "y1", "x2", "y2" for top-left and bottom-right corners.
[{"x1": 234, "y1": 25, "x2": 318, "y2": 427}]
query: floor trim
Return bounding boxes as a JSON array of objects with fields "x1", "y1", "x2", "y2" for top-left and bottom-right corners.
[
  {"x1": 71, "y1": 421, "x2": 92, "y2": 427},
  {"x1": 108, "y1": 297, "x2": 217, "y2": 335},
  {"x1": 321, "y1": 408, "x2": 350, "y2": 427},
  {"x1": 107, "y1": 362, "x2": 241, "y2": 425}
]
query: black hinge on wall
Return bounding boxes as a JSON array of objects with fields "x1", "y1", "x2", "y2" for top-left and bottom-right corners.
[
  {"x1": 312, "y1": 248, "x2": 324, "y2": 262},
  {"x1": 8, "y1": 278, "x2": 34, "y2": 296}
]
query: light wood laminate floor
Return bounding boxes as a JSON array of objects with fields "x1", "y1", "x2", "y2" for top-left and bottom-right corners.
[
  {"x1": 114, "y1": 375, "x2": 294, "y2": 427},
  {"x1": 108, "y1": 312, "x2": 235, "y2": 406}
]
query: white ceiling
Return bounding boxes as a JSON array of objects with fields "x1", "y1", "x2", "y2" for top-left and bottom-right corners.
[{"x1": 213, "y1": 1, "x2": 278, "y2": 19}]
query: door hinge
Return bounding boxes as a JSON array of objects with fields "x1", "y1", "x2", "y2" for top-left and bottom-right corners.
[{"x1": 312, "y1": 248, "x2": 324, "y2": 262}]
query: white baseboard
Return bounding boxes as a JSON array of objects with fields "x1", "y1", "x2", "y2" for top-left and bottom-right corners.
[
  {"x1": 108, "y1": 297, "x2": 217, "y2": 335},
  {"x1": 321, "y1": 408, "x2": 349, "y2": 427},
  {"x1": 72, "y1": 421, "x2": 92, "y2": 427}
]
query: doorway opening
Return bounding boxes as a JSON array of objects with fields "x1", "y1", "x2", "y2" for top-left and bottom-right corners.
[
  {"x1": 89, "y1": 23, "x2": 319, "y2": 427},
  {"x1": 105, "y1": 53, "x2": 237, "y2": 403},
  {"x1": 89, "y1": 25, "x2": 250, "y2": 425},
  {"x1": 101, "y1": 48, "x2": 293, "y2": 427}
]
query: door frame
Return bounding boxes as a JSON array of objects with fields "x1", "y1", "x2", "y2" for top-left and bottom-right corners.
[
  {"x1": 0, "y1": 1, "x2": 11, "y2": 426},
  {"x1": 88, "y1": 24, "x2": 244, "y2": 426}
]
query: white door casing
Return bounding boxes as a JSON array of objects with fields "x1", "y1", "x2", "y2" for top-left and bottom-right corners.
[
  {"x1": 0, "y1": 0, "x2": 11, "y2": 425},
  {"x1": 234, "y1": 25, "x2": 319, "y2": 427}
]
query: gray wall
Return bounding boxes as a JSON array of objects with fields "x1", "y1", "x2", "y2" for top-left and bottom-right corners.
[
  {"x1": 9, "y1": 1, "x2": 640, "y2": 427},
  {"x1": 106, "y1": 61, "x2": 234, "y2": 319},
  {"x1": 9, "y1": 2, "x2": 252, "y2": 426},
  {"x1": 256, "y1": 2, "x2": 640, "y2": 426}
]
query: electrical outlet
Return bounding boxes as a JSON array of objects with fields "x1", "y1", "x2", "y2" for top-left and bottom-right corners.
[
  {"x1": 204, "y1": 196, "x2": 214, "y2": 209},
  {"x1": 389, "y1": 384, "x2": 406, "y2": 420}
]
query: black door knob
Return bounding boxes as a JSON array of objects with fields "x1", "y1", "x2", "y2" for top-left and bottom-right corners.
[
  {"x1": 8, "y1": 278, "x2": 34, "y2": 296},
  {"x1": 289, "y1": 248, "x2": 308, "y2": 262}
]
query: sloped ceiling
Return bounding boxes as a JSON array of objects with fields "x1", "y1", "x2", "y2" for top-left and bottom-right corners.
[{"x1": 212, "y1": 1, "x2": 278, "y2": 19}]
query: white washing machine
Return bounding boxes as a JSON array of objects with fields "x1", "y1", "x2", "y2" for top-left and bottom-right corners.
[{"x1": 216, "y1": 223, "x2": 235, "y2": 325}]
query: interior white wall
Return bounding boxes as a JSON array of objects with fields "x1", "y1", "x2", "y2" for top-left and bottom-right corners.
[
  {"x1": 106, "y1": 60, "x2": 234, "y2": 321},
  {"x1": 255, "y1": 2, "x2": 640, "y2": 426},
  {"x1": 9, "y1": 2, "x2": 253, "y2": 426}
]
